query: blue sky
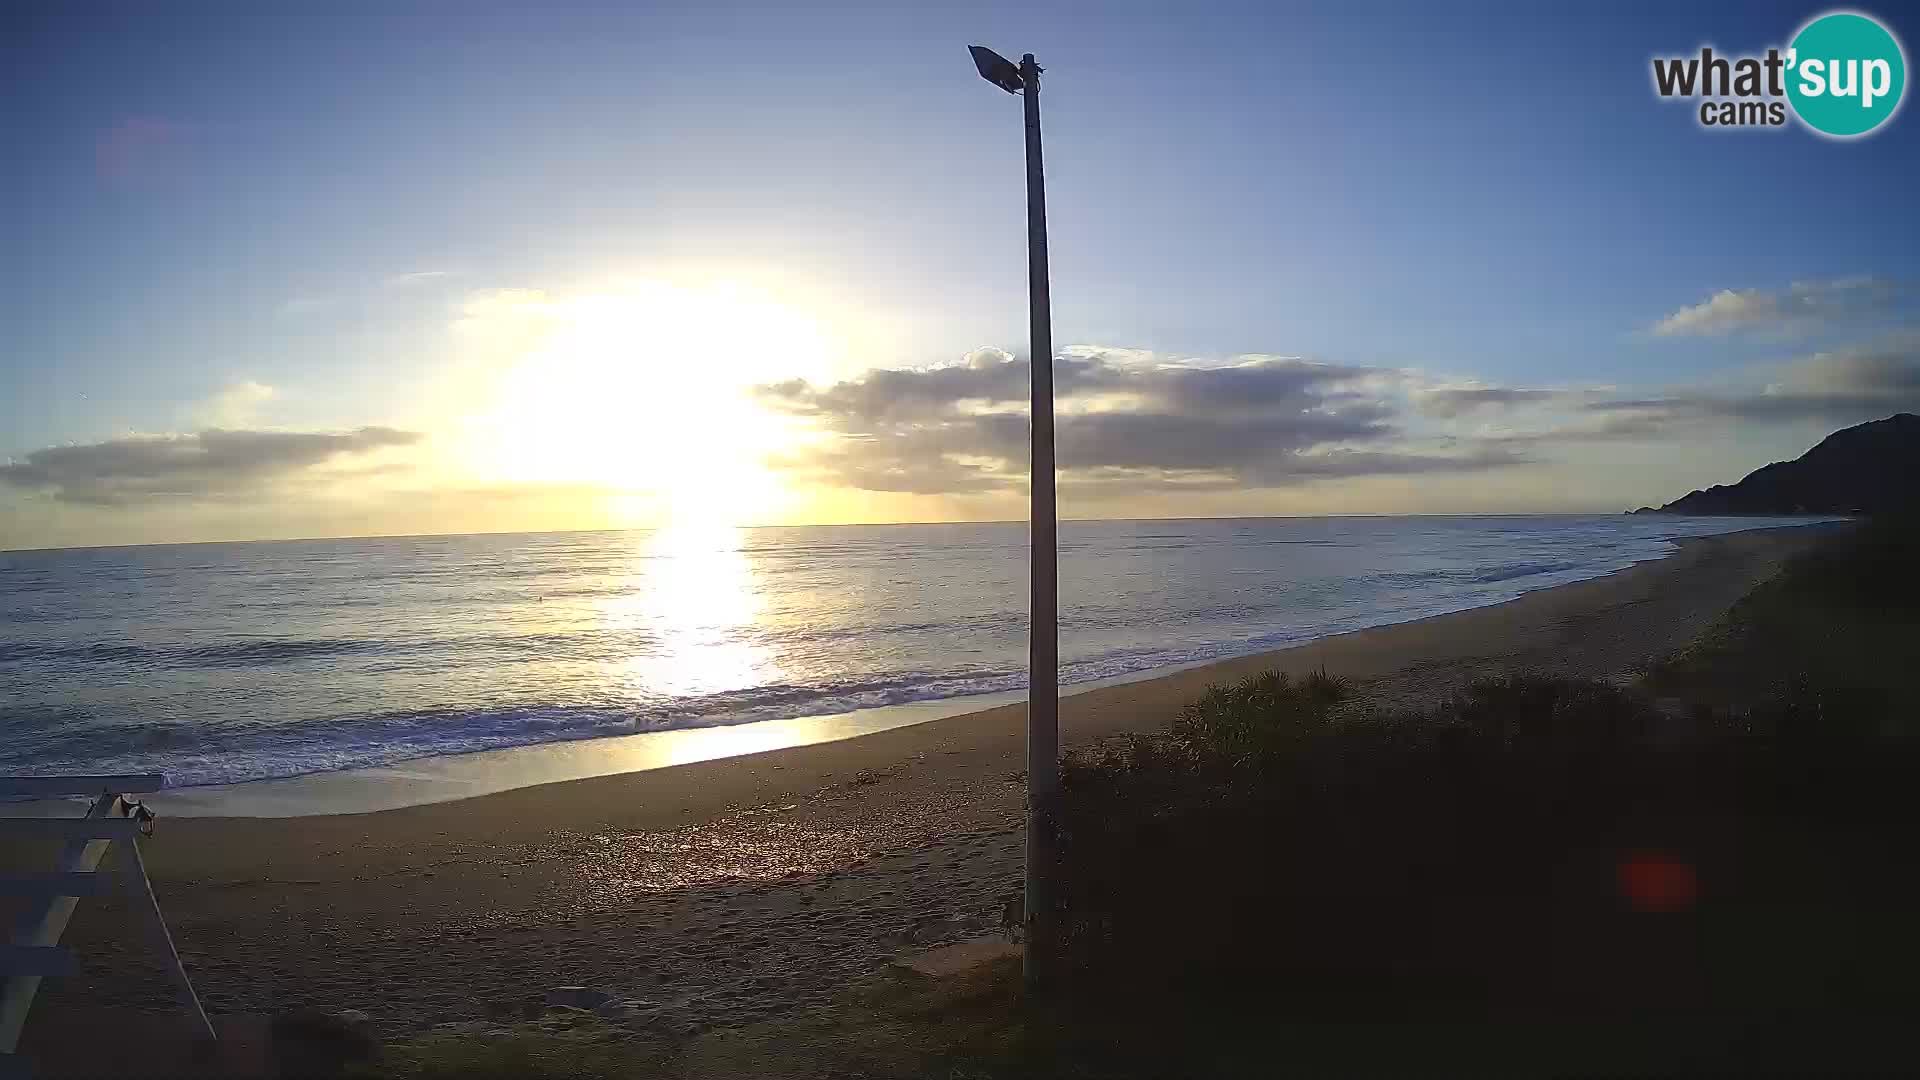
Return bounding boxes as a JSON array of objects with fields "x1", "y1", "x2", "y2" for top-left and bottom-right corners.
[{"x1": 4, "y1": 2, "x2": 1917, "y2": 547}]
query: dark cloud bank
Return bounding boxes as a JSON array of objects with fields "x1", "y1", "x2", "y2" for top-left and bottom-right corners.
[
  {"x1": 0, "y1": 427, "x2": 420, "y2": 505},
  {"x1": 760, "y1": 339, "x2": 1920, "y2": 495},
  {"x1": 758, "y1": 351, "x2": 1518, "y2": 494}
]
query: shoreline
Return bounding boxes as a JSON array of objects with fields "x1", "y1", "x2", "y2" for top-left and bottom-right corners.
[
  {"x1": 125, "y1": 522, "x2": 1830, "y2": 853},
  {"x1": 21, "y1": 521, "x2": 1837, "y2": 1039},
  {"x1": 134, "y1": 520, "x2": 1832, "y2": 819}
]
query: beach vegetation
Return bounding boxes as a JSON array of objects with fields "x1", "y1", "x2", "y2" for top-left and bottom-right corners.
[{"x1": 1647, "y1": 508, "x2": 1920, "y2": 728}]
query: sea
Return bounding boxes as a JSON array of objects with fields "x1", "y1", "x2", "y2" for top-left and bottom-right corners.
[{"x1": 1, "y1": 516, "x2": 1810, "y2": 791}]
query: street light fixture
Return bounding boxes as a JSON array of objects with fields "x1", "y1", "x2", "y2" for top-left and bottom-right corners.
[
  {"x1": 970, "y1": 44, "x2": 1058, "y2": 990},
  {"x1": 969, "y1": 45, "x2": 1025, "y2": 94}
]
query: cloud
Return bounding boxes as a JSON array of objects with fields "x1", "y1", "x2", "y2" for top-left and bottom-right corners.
[
  {"x1": 1649, "y1": 276, "x2": 1909, "y2": 337},
  {"x1": 1590, "y1": 337, "x2": 1920, "y2": 425},
  {"x1": 0, "y1": 427, "x2": 422, "y2": 506},
  {"x1": 1475, "y1": 411, "x2": 1674, "y2": 448},
  {"x1": 1457, "y1": 336, "x2": 1920, "y2": 450},
  {"x1": 760, "y1": 331, "x2": 1918, "y2": 497},
  {"x1": 198, "y1": 380, "x2": 277, "y2": 427},
  {"x1": 1414, "y1": 385, "x2": 1564, "y2": 418},
  {"x1": 759, "y1": 351, "x2": 1517, "y2": 494},
  {"x1": 385, "y1": 270, "x2": 456, "y2": 288}
]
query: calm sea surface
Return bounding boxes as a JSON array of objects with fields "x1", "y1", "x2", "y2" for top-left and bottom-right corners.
[{"x1": 1, "y1": 516, "x2": 1806, "y2": 788}]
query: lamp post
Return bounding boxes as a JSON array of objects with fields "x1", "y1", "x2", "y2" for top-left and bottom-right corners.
[{"x1": 970, "y1": 44, "x2": 1058, "y2": 990}]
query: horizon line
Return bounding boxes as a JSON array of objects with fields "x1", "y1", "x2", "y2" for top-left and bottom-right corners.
[{"x1": 0, "y1": 509, "x2": 1679, "y2": 556}]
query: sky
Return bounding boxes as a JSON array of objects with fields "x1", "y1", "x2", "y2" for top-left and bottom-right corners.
[{"x1": 4, "y1": 1, "x2": 1918, "y2": 549}]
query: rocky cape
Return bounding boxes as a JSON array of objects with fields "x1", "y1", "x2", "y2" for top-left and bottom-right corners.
[{"x1": 1629, "y1": 413, "x2": 1920, "y2": 516}]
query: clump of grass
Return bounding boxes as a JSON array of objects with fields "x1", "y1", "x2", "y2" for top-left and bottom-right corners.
[
  {"x1": 1172, "y1": 669, "x2": 1350, "y2": 762},
  {"x1": 1426, "y1": 673, "x2": 1650, "y2": 746}
]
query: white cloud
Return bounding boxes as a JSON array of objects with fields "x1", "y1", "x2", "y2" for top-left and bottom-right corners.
[
  {"x1": 1413, "y1": 384, "x2": 1565, "y2": 418},
  {"x1": 1650, "y1": 276, "x2": 1908, "y2": 337},
  {"x1": 197, "y1": 380, "x2": 277, "y2": 427},
  {"x1": 385, "y1": 269, "x2": 457, "y2": 288},
  {"x1": 1651, "y1": 288, "x2": 1778, "y2": 336}
]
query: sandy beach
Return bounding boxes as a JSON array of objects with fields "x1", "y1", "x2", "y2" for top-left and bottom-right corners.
[{"x1": 18, "y1": 523, "x2": 1833, "y2": 1051}]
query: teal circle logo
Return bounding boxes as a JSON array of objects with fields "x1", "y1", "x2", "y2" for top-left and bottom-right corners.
[{"x1": 1786, "y1": 11, "x2": 1907, "y2": 137}]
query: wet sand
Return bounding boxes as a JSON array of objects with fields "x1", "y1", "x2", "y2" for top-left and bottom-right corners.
[{"x1": 19, "y1": 524, "x2": 1833, "y2": 1047}]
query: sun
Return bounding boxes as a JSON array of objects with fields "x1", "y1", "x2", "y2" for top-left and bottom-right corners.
[{"x1": 464, "y1": 280, "x2": 832, "y2": 525}]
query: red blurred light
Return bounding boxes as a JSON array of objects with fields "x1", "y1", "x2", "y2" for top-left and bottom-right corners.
[{"x1": 1617, "y1": 852, "x2": 1700, "y2": 912}]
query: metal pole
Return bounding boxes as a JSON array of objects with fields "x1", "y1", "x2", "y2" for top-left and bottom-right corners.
[{"x1": 1018, "y1": 51, "x2": 1060, "y2": 990}]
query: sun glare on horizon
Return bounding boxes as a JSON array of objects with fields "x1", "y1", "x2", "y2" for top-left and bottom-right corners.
[{"x1": 464, "y1": 280, "x2": 834, "y2": 527}]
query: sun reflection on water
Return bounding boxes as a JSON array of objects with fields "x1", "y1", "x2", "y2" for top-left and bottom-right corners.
[{"x1": 600, "y1": 523, "x2": 781, "y2": 699}]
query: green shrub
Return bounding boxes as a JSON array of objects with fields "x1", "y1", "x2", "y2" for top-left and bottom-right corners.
[
  {"x1": 1052, "y1": 669, "x2": 1914, "y2": 1016},
  {"x1": 1172, "y1": 668, "x2": 1350, "y2": 762}
]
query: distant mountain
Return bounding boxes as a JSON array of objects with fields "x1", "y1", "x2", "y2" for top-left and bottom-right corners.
[{"x1": 1632, "y1": 413, "x2": 1920, "y2": 516}]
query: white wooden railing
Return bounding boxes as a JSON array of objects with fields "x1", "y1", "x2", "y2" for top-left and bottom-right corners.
[{"x1": 1, "y1": 775, "x2": 212, "y2": 1063}]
